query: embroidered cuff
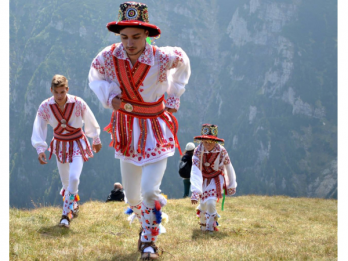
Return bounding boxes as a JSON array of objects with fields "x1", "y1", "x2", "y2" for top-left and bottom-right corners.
[
  {"x1": 166, "y1": 96, "x2": 180, "y2": 110},
  {"x1": 191, "y1": 192, "x2": 200, "y2": 201},
  {"x1": 93, "y1": 136, "x2": 101, "y2": 145},
  {"x1": 226, "y1": 188, "x2": 236, "y2": 196},
  {"x1": 107, "y1": 92, "x2": 121, "y2": 109},
  {"x1": 36, "y1": 147, "x2": 46, "y2": 155}
]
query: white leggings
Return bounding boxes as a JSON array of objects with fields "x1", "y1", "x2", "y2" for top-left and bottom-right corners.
[
  {"x1": 199, "y1": 199, "x2": 217, "y2": 231},
  {"x1": 200, "y1": 199, "x2": 217, "y2": 215},
  {"x1": 120, "y1": 158, "x2": 167, "y2": 208},
  {"x1": 56, "y1": 156, "x2": 84, "y2": 194}
]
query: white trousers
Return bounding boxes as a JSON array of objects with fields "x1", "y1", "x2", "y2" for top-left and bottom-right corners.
[
  {"x1": 199, "y1": 199, "x2": 217, "y2": 231},
  {"x1": 120, "y1": 158, "x2": 167, "y2": 208},
  {"x1": 56, "y1": 156, "x2": 84, "y2": 194}
]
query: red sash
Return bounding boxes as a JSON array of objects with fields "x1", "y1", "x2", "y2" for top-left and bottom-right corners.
[
  {"x1": 49, "y1": 101, "x2": 93, "y2": 163},
  {"x1": 202, "y1": 152, "x2": 225, "y2": 199},
  {"x1": 104, "y1": 44, "x2": 182, "y2": 157}
]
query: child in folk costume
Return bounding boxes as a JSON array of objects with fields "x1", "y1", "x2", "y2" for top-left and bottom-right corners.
[
  {"x1": 31, "y1": 75, "x2": 102, "y2": 228},
  {"x1": 89, "y1": 2, "x2": 190, "y2": 259},
  {"x1": 190, "y1": 124, "x2": 237, "y2": 232}
]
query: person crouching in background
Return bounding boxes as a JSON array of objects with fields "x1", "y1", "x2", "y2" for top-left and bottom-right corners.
[{"x1": 106, "y1": 182, "x2": 125, "y2": 202}]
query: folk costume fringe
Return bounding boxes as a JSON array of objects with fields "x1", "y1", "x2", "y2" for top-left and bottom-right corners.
[
  {"x1": 104, "y1": 43, "x2": 182, "y2": 158},
  {"x1": 48, "y1": 102, "x2": 93, "y2": 163}
]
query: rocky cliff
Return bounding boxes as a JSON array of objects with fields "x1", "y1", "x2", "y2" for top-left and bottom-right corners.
[{"x1": 10, "y1": 0, "x2": 337, "y2": 208}]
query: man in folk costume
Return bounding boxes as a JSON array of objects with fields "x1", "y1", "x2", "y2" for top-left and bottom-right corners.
[
  {"x1": 89, "y1": 2, "x2": 190, "y2": 259},
  {"x1": 190, "y1": 124, "x2": 237, "y2": 232},
  {"x1": 31, "y1": 75, "x2": 102, "y2": 228}
]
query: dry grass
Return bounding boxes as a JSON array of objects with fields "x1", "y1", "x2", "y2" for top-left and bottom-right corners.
[{"x1": 10, "y1": 196, "x2": 337, "y2": 260}]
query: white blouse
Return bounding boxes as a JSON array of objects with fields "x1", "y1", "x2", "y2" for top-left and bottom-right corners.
[
  {"x1": 88, "y1": 42, "x2": 191, "y2": 166},
  {"x1": 190, "y1": 143, "x2": 237, "y2": 203},
  {"x1": 31, "y1": 94, "x2": 101, "y2": 161}
]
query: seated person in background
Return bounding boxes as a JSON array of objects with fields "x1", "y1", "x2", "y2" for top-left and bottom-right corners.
[{"x1": 106, "y1": 182, "x2": 125, "y2": 202}]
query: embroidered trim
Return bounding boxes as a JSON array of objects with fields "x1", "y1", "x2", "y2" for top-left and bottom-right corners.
[
  {"x1": 92, "y1": 58, "x2": 105, "y2": 75},
  {"x1": 113, "y1": 43, "x2": 154, "y2": 66},
  {"x1": 166, "y1": 96, "x2": 180, "y2": 110},
  {"x1": 36, "y1": 147, "x2": 46, "y2": 155},
  {"x1": 107, "y1": 93, "x2": 119, "y2": 108},
  {"x1": 75, "y1": 99, "x2": 86, "y2": 117},
  {"x1": 93, "y1": 137, "x2": 101, "y2": 145},
  {"x1": 169, "y1": 49, "x2": 184, "y2": 70},
  {"x1": 157, "y1": 49, "x2": 169, "y2": 83},
  {"x1": 226, "y1": 188, "x2": 236, "y2": 195},
  {"x1": 201, "y1": 189, "x2": 218, "y2": 201},
  {"x1": 37, "y1": 102, "x2": 51, "y2": 121},
  {"x1": 46, "y1": 94, "x2": 76, "y2": 105},
  {"x1": 191, "y1": 192, "x2": 200, "y2": 201},
  {"x1": 115, "y1": 138, "x2": 175, "y2": 163}
]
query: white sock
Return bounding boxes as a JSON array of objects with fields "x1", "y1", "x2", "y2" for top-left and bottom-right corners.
[{"x1": 143, "y1": 246, "x2": 155, "y2": 253}]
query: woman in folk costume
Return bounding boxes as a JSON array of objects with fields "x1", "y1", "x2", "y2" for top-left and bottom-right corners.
[
  {"x1": 88, "y1": 2, "x2": 190, "y2": 259},
  {"x1": 190, "y1": 124, "x2": 237, "y2": 232},
  {"x1": 31, "y1": 75, "x2": 102, "y2": 228}
]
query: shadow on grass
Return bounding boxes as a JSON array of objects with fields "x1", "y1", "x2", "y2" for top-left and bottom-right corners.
[
  {"x1": 37, "y1": 225, "x2": 74, "y2": 237},
  {"x1": 191, "y1": 229, "x2": 229, "y2": 240},
  {"x1": 106, "y1": 251, "x2": 140, "y2": 261}
]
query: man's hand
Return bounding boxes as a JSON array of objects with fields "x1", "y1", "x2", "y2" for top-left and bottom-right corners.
[
  {"x1": 191, "y1": 200, "x2": 198, "y2": 205},
  {"x1": 111, "y1": 95, "x2": 122, "y2": 111},
  {"x1": 165, "y1": 107, "x2": 177, "y2": 113},
  {"x1": 93, "y1": 143, "x2": 102, "y2": 153},
  {"x1": 38, "y1": 152, "x2": 47, "y2": 165}
]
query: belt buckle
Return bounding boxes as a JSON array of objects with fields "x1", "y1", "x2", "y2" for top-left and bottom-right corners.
[{"x1": 124, "y1": 103, "x2": 133, "y2": 112}]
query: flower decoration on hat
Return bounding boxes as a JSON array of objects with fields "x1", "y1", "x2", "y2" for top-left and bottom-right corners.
[
  {"x1": 126, "y1": 7, "x2": 139, "y2": 20},
  {"x1": 108, "y1": 2, "x2": 160, "y2": 37},
  {"x1": 194, "y1": 124, "x2": 224, "y2": 145}
]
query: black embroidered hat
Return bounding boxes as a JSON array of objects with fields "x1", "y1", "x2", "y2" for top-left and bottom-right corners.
[
  {"x1": 194, "y1": 124, "x2": 225, "y2": 144},
  {"x1": 107, "y1": 2, "x2": 161, "y2": 37}
]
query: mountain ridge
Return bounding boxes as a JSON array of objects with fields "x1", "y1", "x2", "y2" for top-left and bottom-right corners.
[{"x1": 10, "y1": 0, "x2": 337, "y2": 208}]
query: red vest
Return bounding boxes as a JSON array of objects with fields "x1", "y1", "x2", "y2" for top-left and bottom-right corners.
[
  {"x1": 49, "y1": 99, "x2": 92, "y2": 163},
  {"x1": 104, "y1": 44, "x2": 181, "y2": 157},
  {"x1": 201, "y1": 152, "x2": 225, "y2": 199}
]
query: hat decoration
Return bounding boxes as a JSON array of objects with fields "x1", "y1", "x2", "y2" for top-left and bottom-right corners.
[
  {"x1": 107, "y1": 2, "x2": 161, "y2": 37},
  {"x1": 194, "y1": 124, "x2": 224, "y2": 144}
]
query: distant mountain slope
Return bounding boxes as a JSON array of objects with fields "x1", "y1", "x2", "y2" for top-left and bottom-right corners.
[{"x1": 10, "y1": 0, "x2": 337, "y2": 208}]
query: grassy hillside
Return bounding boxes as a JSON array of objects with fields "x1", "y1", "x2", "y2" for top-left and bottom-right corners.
[{"x1": 10, "y1": 196, "x2": 337, "y2": 260}]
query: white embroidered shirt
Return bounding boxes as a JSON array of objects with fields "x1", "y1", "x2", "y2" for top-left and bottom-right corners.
[
  {"x1": 31, "y1": 94, "x2": 101, "y2": 161},
  {"x1": 88, "y1": 42, "x2": 191, "y2": 166}
]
